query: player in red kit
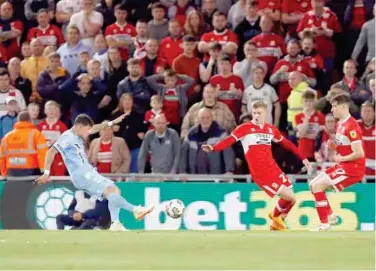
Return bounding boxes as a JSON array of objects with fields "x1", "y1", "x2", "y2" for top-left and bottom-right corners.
[
  {"x1": 202, "y1": 100, "x2": 312, "y2": 230},
  {"x1": 309, "y1": 94, "x2": 366, "y2": 231}
]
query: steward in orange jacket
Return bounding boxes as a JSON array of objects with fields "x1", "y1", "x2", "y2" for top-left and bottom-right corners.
[{"x1": 0, "y1": 111, "x2": 48, "y2": 178}]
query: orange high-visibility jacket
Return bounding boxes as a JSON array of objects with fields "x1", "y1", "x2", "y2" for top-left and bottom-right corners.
[{"x1": 0, "y1": 121, "x2": 48, "y2": 177}]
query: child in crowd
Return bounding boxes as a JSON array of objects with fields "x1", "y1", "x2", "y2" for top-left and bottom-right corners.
[
  {"x1": 27, "y1": 102, "x2": 41, "y2": 125},
  {"x1": 0, "y1": 97, "x2": 18, "y2": 140},
  {"x1": 144, "y1": 95, "x2": 164, "y2": 130}
]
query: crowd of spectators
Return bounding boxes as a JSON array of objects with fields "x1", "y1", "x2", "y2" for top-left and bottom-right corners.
[{"x1": 0, "y1": 0, "x2": 374, "y2": 179}]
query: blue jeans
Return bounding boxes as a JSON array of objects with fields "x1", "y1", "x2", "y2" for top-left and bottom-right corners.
[{"x1": 130, "y1": 148, "x2": 140, "y2": 173}]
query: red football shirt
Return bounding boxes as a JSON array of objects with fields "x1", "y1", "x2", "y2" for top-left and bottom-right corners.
[
  {"x1": 209, "y1": 74, "x2": 244, "y2": 118},
  {"x1": 296, "y1": 7, "x2": 341, "y2": 58},
  {"x1": 335, "y1": 116, "x2": 365, "y2": 168},
  {"x1": 251, "y1": 33, "x2": 286, "y2": 72},
  {"x1": 27, "y1": 25, "x2": 65, "y2": 46},
  {"x1": 144, "y1": 109, "x2": 164, "y2": 130},
  {"x1": 271, "y1": 56, "x2": 315, "y2": 102},
  {"x1": 105, "y1": 22, "x2": 137, "y2": 60},
  {"x1": 163, "y1": 89, "x2": 181, "y2": 125},
  {"x1": 97, "y1": 141, "x2": 112, "y2": 174},
  {"x1": 281, "y1": 0, "x2": 311, "y2": 35},
  {"x1": 158, "y1": 37, "x2": 184, "y2": 67},
  {"x1": 201, "y1": 29, "x2": 238, "y2": 61},
  {"x1": 352, "y1": 4, "x2": 366, "y2": 30},
  {"x1": 172, "y1": 54, "x2": 201, "y2": 98},
  {"x1": 358, "y1": 120, "x2": 375, "y2": 175},
  {"x1": 303, "y1": 53, "x2": 325, "y2": 71},
  {"x1": 295, "y1": 111, "x2": 325, "y2": 159}
]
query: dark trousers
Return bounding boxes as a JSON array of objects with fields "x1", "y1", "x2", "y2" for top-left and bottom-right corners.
[{"x1": 56, "y1": 214, "x2": 98, "y2": 230}]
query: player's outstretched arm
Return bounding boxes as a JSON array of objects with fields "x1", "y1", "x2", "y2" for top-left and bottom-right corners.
[
  {"x1": 202, "y1": 135, "x2": 236, "y2": 152},
  {"x1": 36, "y1": 147, "x2": 58, "y2": 185},
  {"x1": 88, "y1": 113, "x2": 127, "y2": 135},
  {"x1": 334, "y1": 141, "x2": 365, "y2": 163}
]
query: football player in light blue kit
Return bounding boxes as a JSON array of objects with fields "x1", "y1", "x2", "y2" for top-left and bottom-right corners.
[{"x1": 36, "y1": 114, "x2": 154, "y2": 231}]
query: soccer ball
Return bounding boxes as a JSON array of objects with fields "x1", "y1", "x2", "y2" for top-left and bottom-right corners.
[{"x1": 166, "y1": 199, "x2": 185, "y2": 219}]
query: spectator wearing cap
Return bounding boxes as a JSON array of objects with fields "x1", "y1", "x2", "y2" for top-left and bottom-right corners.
[
  {"x1": 301, "y1": 34, "x2": 326, "y2": 93},
  {"x1": 8, "y1": 58, "x2": 32, "y2": 103},
  {"x1": 201, "y1": 0, "x2": 218, "y2": 28},
  {"x1": 180, "y1": 108, "x2": 234, "y2": 174},
  {"x1": 199, "y1": 42, "x2": 221, "y2": 83},
  {"x1": 117, "y1": 58, "x2": 156, "y2": 115},
  {"x1": 0, "y1": 71, "x2": 26, "y2": 117},
  {"x1": 158, "y1": 20, "x2": 184, "y2": 68},
  {"x1": 168, "y1": 0, "x2": 195, "y2": 28},
  {"x1": 63, "y1": 73, "x2": 106, "y2": 123},
  {"x1": 55, "y1": 0, "x2": 83, "y2": 38},
  {"x1": 352, "y1": 4, "x2": 375, "y2": 65},
  {"x1": 297, "y1": 0, "x2": 341, "y2": 83},
  {"x1": 209, "y1": 54, "x2": 244, "y2": 119},
  {"x1": 24, "y1": 0, "x2": 55, "y2": 25},
  {"x1": 148, "y1": 3, "x2": 169, "y2": 42},
  {"x1": 20, "y1": 38, "x2": 48, "y2": 101},
  {"x1": 270, "y1": 40, "x2": 316, "y2": 119},
  {"x1": 139, "y1": 39, "x2": 168, "y2": 77},
  {"x1": 57, "y1": 25, "x2": 93, "y2": 76},
  {"x1": 172, "y1": 35, "x2": 201, "y2": 104},
  {"x1": 198, "y1": 11, "x2": 238, "y2": 62},
  {"x1": 69, "y1": 0, "x2": 103, "y2": 47},
  {"x1": 88, "y1": 120, "x2": 131, "y2": 174},
  {"x1": 37, "y1": 52, "x2": 70, "y2": 104},
  {"x1": 181, "y1": 84, "x2": 236, "y2": 138},
  {"x1": 105, "y1": 4, "x2": 136, "y2": 61},
  {"x1": 233, "y1": 41, "x2": 267, "y2": 87},
  {"x1": 113, "y1": 93, "x2": 147, "y2": 173},
  {"x1": 281, "y1": 0, "x2": 311, "y2": 39},
  {"x1": 138, "y1": 113, "x2": 181, "y2": 174},
  {"x1": 0, "y1": 2, "x2": 23, "y2": 59},
  {"x1": 27, "y1": 9, "x2": 65, "y2": 47},
  {"x1": 344, "y1": 0, "x2": 374, "y2": 61},
  {"x1": 251, "y1": 15, "x2": 286, "y2": 72},
  {"x1": 234, "y1": 0, "x2": 261, "y2": 60},
  {"x1": 184, "y1": 10, "x2": 211, "y2": 40},
  {"x1": 241, "y1": 65, "x2": 281, "y2": 127},
  {"x1": 334, "y1": 59, "x2": 371, "y2": 106},
  {"x1": 0, "y1": 96, "x2": 18, "y2": 140},
  {"x1": 228, "y1": 0, "x2": 246, "y2": 30},
  {"x1": 131, "y1": 20, "x2": 149, "y2": 59}
]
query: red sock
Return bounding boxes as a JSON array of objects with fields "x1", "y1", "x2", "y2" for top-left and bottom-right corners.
[
  {"x1": 281, "y1": 201, "x2": 295, "y2": 216},
  {"x1": 313, "y1": 192, "x2": 332, "y2": 223},
  {"x1": 273, "y1": 198, "x2": 291, "y2": 217}
]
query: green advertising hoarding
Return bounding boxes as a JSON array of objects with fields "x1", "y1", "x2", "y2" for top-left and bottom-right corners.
[{"x1": 0, "y1": 182, "x2": 374, "y2": 231}]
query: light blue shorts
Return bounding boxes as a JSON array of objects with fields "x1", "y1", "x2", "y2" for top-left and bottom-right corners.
[{"x1": 72, "y1": 171, "x2": 115, "y2": 198}]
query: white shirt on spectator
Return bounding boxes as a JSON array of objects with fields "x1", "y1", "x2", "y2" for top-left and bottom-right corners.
[
  {"x1": 0, "y1": 89, "x2": 26, "y2": 117},
  {"x1": 56, "y1": 0, "x2": 83, "y2": 37},
  {"x1": 69, "y1": 10, "x2": 103, "y2": 47},
  {"x1": 242, "y1": 83, "x2": 279, "y2": 124}
]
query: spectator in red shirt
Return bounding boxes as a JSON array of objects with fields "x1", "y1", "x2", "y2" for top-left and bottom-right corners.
[
  {"x1": 105, "y1": 4, "x2": 136, "y2": 61},
  {"x1": 270, "y1": 39, "x2": 316, "y2": 104},
  {"x1": 281, "y1": 0, "x2": 311, "y2": 39},
  {"x1": 198, "y1": 11, "x2": 238, "y2": 60},
  {"x1": 184, "y1": 10, "x2": 210, "y2": 40},
  {"x1": 158, "y1": 19, "x2": 184, "y2": 67},
  {"x1": 132, "y1": 20, "x2": 149, "y2": 59},
  {"x1": 258, "y1": 0, "x2": 281, "y2": 22},
  {"x1": 168, "y1": 0, "x2": 196, "y2": 28},
  {"x1": 140, "y1": 39, "x2": 168, "y2": 76},
  {"x1": 144, "y1": 95, "x2": 164, "y2": 130},
  {"x1": 301, "y1": 33, "x2": 325, "y2": 93},
  {"x1": 37, "y1": 100, "x2": 67, "y2": 176},
  {"x1": 210, "y1": 54, "x2": 244, "y2": 119},
  {"x1": 0, "y1": 2, "x2": 23, "y2": 59},
  {"x1": 295, "y1": 90, "x2": 325, "y2": 161},
  {"x1": 27, "y1": 9, "x2": 65, "y2": 47},
  {"x1": 173, "y1": 34, "x2": 201, "y2": 104},
  {"x1": 297, "y1": 0, "x2": 341, "y2": 75},
  {"x1": 251, "y1": 15, "x2": 286, "y2": 73}
]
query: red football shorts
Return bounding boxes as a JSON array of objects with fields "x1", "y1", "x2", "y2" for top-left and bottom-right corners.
[
  {"x1": 324, "y1": 163, "x2": 365, "y2": 192},
  {"x1": 253, "y1": 171, "x2": 292, "y2": 198}
]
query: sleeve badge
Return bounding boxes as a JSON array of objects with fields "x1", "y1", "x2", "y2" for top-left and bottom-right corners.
[{"x1": 350, "y1": 130, "x2": 357, "y2": 139}]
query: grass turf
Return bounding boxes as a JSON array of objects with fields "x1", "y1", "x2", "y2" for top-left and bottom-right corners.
[{"x1": 0, "y1": 231, "x2": 374, "y2": 270}]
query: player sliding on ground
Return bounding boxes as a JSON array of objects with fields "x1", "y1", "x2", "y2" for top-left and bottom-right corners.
[
  {"x1": 36, "y1": 114, "x2": 154, "y2": 231},
  {"x1": 309, "y1": 94, "x2": 366, "y2": 231},
  {"x1": 202, "y1": 101, "x2": 312, "y2": 230}
]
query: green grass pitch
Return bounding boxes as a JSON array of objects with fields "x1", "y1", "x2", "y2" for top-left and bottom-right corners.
[{"x1": 0, "y1": 231, "x2": 374, "y2": 270}]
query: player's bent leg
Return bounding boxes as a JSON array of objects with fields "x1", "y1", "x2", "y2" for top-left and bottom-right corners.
[
  {"x1": 309, "y1": 172, "x2": 335, "y2": 231},
  {"x1": 269, "y1": 186, "x2": 295, "y2": 231}
]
